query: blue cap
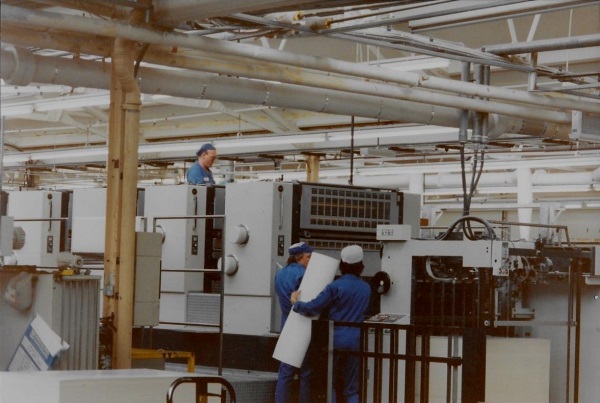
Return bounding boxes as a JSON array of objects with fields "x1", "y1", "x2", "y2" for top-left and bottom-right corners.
[
  {"x1": 196, "y1": 143, "x2": 216, "y2": 157},
  {"x1": 288, "y1": 242, "x2": 313, "y2": 255}
]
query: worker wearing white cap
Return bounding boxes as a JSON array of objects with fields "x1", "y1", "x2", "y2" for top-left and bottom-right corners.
[
  {"x1": 291, "y1": 244, "x2": 371, "y2": 403},
  {"x1": 274, "y1": 242, "x2": 313, "y2": 403}
]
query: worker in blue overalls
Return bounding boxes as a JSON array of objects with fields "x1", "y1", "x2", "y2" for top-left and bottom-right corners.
[
  {"x1": 291, "y1": 245, "x2": 371, "y2": 403},
  {"x1": 274, "y1": 242, "x2": 314, "y2": 403}
]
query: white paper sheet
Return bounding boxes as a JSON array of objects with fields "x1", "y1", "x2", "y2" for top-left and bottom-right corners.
[{"x1": 272, "y1": 252, "x2": 339, "y2": 368}]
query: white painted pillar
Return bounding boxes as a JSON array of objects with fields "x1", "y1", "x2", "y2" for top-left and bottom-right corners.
[
  {"x1": 516, "y1": 167, "x2": 533, "y2": 240},
  {"x1": 409, "y1": 173, "x2": 424, "y2": 194}
]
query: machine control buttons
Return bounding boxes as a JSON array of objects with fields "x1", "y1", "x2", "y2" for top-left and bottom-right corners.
[
  {"x1": 12, "y1": 226, "x2": 26, "y2": 250},
  {"x1": 371, "y1": 271, "x2": 391, "y2": 295},
  {"x1": 191, "y1": 235, "x2": 198, "y2": 255},
  {"x1": 229, "y1": 225, "x2": 249, "y2": 245},
  {"x1": 219, "y1": 255, "x2": 239, "y2": 275},
  {"x1": 277, "y1": 235, "x2": 285, "y2": 256}
]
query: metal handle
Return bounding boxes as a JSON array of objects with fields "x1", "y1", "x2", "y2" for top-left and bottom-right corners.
[
  {"x1": 48, "y1": 200, "x2": 53, "y2": 231},
  {"x1": 166, "y1": 376, "x2": 236, "y2": 403},
  {"x1": 279, "y1": 193, "x2": 284, "y2": 230}
]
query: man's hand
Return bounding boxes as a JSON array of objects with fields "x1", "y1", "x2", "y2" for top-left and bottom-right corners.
[{"x1": 291, "y1": 290, "x2": 302, "y2": 304}]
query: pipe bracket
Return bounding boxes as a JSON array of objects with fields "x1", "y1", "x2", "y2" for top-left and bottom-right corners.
[
  {"x1": 4, "y1": 45, "x2": 36, "y2": 86},
  {"x1": 318, "y1": 94, "x2": 329, "y2": 113}
]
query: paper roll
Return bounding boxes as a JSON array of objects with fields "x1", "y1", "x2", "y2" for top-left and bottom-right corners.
[{"x1": 272, "y1": 252, "x2": 339, "y2": 367}]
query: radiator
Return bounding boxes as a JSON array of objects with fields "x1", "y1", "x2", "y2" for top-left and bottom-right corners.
[
  {"x1": 0, "y1": 272, "x2": 100, "y2": 371},
  {"x1": 56, "y1": 276, "x2": 101, "y2": 370}
]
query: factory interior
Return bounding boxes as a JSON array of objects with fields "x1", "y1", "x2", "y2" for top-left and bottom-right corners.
[{"x1": 0, "y1": 0, "x2": 599, "y2": 402}]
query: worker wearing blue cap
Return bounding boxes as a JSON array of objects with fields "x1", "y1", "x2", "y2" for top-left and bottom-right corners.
[
  {"x1": 187, "y1": 143, "x2": 216, "y2": 185},
  {"x1": 274, "y1": 242, "x2": 313, "y2": 403}
]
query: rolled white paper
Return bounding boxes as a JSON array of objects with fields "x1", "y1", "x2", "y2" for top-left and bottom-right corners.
[{"x1": 272, "y1": 252, "x2": 339, "y2": 367}]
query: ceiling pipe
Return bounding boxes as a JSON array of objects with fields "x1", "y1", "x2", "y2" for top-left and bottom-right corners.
[
  {"x1": 429, "y1": 170, "x2": 596, "y2": 188},
  {"x1": 0, "y1": 28, "x2": 571, "y2": 129},
  {"x1": 1, "y1": 46, "x2": 570, "y2": 142},
  {"x1": 1, "y1": 5, "x2": 597, "y2": 116},
  {"x1": 136, "y1": 48, "x2": 568, "y2": 124},
  {"x1": 409, "y1": 0, "x2": 597, "y2": 32},
  {"x1": 314, "y1": 168, "x2": 598, "y2": 190},
  {"x1": 484, "y1": 34, "x2": 600, "y2": 55},
  {"x1": 0, "y1": 16, "x2": 568, "y2": 124}
]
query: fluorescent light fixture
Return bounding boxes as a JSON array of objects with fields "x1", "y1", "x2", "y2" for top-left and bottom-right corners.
[
  {"x1": 423, "y1": 203, "x2": 543, "y2": 210},
  {"x1": 0, "y1": 84, "x2": 80, "y2": 95},
  {"x1": 2, "y1": 147, "x2": 108, "y2": 165},
  {"x1": 215, "y1": 134, "x2": 326, "y2": 149},
  {"x1": 1, "y1": 104, "x2": 34, "y2": 116},
  {"x1": 328, "y1": 125, "x2": 456, "y2": 141},
  {"x1": 570, "y1": 111, "x2": 600, "y2": 143},
  {"x1": 141, "y1": 94, "x2": 212, "y2": 108},
  {"x1": 35, "y1": 94, "x2": 111, "y2": 111},
  {"x1": 1, "y1": 93, "x2": 111, "y2": 117},
  {"x1": 138, "y1": 143, "x2": 195, "y2": 154}
]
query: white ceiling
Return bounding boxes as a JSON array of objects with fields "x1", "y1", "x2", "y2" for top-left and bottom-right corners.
[{"x1": 0, "y1": 0, "x2": 599, "y2": 208}]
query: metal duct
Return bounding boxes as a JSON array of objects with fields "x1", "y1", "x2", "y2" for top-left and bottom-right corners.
[
  {"x1": 317, "y1": 165, "x2": 599, "y2": 189},
  {"x1": 1, "y1": 4, "x2": 597, "y2": 116},
  {"x1": 484, "y1": 34, "x2": 600, "y2": 55},
  {"x1": 0, "y1": 47, "x2": 571, "y2": 142}
]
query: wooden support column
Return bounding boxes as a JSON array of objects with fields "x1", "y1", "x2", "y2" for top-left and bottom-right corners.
[
  {"x1": 104, "y1": 21, "x2": 142, "y2": 369},
  {"x1": 305, "y1": 154, "x2": 320, "y2": 183}
]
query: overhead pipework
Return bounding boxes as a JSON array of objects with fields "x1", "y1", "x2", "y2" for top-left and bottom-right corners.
[{"x1": 0, "y1": 1, "x2": 598, "y2": 194}]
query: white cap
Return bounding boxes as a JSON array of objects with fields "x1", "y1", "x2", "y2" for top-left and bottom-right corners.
[{"x1": 341, "y1": 245, "x2": 363, "y2": 264}]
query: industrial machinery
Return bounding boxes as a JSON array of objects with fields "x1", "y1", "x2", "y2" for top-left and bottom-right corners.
[
  {"x1": 4, "y1": 181, "x2": 597, "y2": 401},
  {"x1": 0, "y1": 190, "x2": 102, "y2": 371},
  {"x1": 216, "y1": 181, "x2": 419, "y2": 336},
  {"x1": 376, "y1": 218, "x2": 599, "y2": 402},
  {"x1": 0, "y1": 269, "x2": 101, "y2": 370},
  {"x1": 144, "y1": 184, "x2": 224, "y2": 327},
  {"x1": 7, "y1": 190, "x2": 64, "y2": 268}
]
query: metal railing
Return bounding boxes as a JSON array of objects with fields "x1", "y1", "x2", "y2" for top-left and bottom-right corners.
[
  {"x1": 151, "y1": 214, "x2": 226, "y2": 375},
  {"x1": 166, "y1": 376, "x2": 236, "y2": 403},
  {"x1": 310, "y1": 320, "x2": 485, "y2": 403}
]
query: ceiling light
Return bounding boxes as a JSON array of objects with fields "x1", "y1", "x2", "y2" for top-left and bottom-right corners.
[
  {"x1": 1, "y1": 104, "x2": 34, "y2": 116},
  {"x1": 35, "y1": 94, "x2": 111, "y2": 111},
  {"x1": 1, "y1": 94, "x2": 111, "y2": 117},
  {"x1": 2, "y1": 147, "x2": 107, "y2": 165},
  {"x1": 215, "y1": 134, "x2": 326, "y2": 149},
  {"x1": 328, "y1": 126, "x2": 459, "y2": 142}
]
